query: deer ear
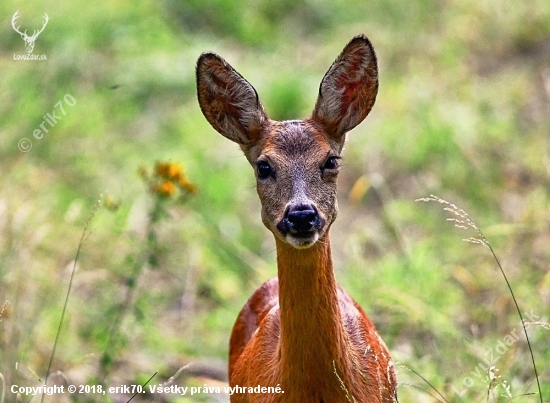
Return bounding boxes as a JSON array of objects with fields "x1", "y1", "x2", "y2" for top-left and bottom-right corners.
[
  {"x1": 196, "y1": 52, "x2": 268, "y2": 145},
  {"x1": 312, "y1": 35, "x2": 378, "y2": 138}
]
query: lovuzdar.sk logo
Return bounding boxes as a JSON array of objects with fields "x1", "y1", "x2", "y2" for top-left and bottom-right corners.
[{"x1": 12, "y1": 10, "x2": 48, "y2": 61}]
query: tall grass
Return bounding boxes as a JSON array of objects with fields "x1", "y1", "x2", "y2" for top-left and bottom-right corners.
[{"x1": 417, "y1": 195, "x2": 544, "y2": 402}]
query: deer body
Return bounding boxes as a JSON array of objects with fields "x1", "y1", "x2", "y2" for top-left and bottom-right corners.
[{"x1": 197, "y1": 35, "x2": 397, "y2": 402}]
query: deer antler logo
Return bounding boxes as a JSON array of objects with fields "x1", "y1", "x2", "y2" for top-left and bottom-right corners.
[{"x1": 11, "y1": 11, "x2": 49, "y2": 54}]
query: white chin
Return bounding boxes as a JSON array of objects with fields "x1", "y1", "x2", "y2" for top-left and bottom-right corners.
[{"x1": 286, "y1": 233, "x2": 319, "y2": 249}]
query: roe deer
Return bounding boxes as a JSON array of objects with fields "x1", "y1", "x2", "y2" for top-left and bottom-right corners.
[{"x1": 196, "y1": 34, "x2": 397, "y2": 403}]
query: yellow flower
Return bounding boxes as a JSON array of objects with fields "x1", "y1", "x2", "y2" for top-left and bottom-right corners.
[
  {"x1": 147, "y1": 160, "x2": 197, "y2": 198},
  {"x1": 153, "y1": 181, "x2": 176, "y2": 197},
  {"x1": 178, "y1": 176, "x2": 197, "y2": 194},
  {"x1": 154, "y1": 162, "x2": 171, "y2": 178},
  {"x1": 155, "y1": 162, "x2": 183, "y2": 180}
]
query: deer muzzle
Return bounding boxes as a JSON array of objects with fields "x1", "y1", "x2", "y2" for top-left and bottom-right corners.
[{"x1": 277, "y1": 203, "x2": 325, "y2": 247}]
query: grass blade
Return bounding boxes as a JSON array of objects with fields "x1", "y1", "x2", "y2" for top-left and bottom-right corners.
[{"x1": 40, "y1": 197, "x2": 102, "y2": 403}]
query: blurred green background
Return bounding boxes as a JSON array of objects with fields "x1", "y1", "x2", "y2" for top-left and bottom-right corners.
[{"x1": 1, "y1": 0, "x2": 549, "y2": 402}]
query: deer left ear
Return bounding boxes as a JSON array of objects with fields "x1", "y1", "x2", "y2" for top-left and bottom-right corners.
[
  {"x1": 196, "y1": 52, "x2": 267, "y2": 146},
  {"x1": 312, "y1": 35, "x2": 378, "y2": 139}
]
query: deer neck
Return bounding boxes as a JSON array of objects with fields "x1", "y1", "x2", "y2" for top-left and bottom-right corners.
[{"x1": 275, "y1": 235, "x2": 354, "y2": 390}]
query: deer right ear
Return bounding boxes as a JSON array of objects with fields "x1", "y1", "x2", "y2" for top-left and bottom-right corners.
[
  {"x1": 196, "y1": 53, "x2": 267, "y2": 145},
  {"x1": 312, "y1": 35, "x2": 379, "y2": 139}
]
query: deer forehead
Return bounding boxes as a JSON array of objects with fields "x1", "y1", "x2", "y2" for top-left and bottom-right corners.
[{"x1": 253, "y1": 120, "x2": 341, "y2": 164}]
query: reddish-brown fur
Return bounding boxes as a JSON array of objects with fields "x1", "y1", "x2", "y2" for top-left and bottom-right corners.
[{"x1": 196, "y1": 35, "x2": 397, "y2": 402}]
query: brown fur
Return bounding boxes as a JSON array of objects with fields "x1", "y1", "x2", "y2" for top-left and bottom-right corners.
[{"x1": 196, "y1": 35, "x2": 397, "y2": 402}]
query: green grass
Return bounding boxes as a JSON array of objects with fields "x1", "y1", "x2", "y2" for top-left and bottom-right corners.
[{"x1": 1, "y1": 0, "x2": 549, "y2": 402}]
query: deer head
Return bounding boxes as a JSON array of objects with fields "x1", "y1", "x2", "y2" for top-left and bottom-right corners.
[
  {"x1": 196, "y1": 35, "x2": 378, "y2": 249},
  {"x1": 12, "y1": 11, "x2": 49, "y2": 54}
]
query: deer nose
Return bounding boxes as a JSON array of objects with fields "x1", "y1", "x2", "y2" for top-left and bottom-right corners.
[
  {"x1": 278, "y1": 203, "x2": 321, "y2": 236},
  {"x1": 288, "y1": 206, "x2": 317, "y2": 232}
]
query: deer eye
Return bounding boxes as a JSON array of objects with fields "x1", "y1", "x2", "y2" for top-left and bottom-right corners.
[
  {"x1": 256, "y1": 161, "x2": 274, "y2": 179},
  {"x1": 322, "y1": 156, "x2": 340, "y2": 171}
]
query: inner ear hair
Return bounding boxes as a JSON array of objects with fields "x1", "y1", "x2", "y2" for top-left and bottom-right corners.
[
  {"x1": 196, "y1": 52, "x2": 268, "y2": 145},
  {"x1": 312, "y1": 34, "x2": 379, "y2": 138}
]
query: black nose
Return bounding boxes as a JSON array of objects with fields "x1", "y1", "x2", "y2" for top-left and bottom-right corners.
[
  {"x1": 277, "y1": 204, "x2": 321, "y2": 236},
  {"x1": 287, "y1": 205, "x2": 317, "y2": 232}
]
